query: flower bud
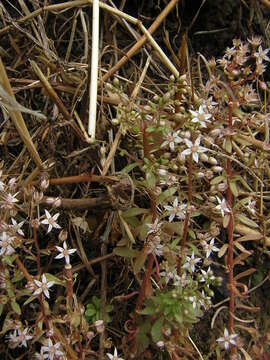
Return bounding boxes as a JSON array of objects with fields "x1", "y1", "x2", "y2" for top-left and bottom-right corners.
[
  {"x1": 212, "y1": 166, "x2": 223, "y2": 173},
  {"x1": 217, "y1": 183, "x2": 227, "y2": 192},
  {"x1": 33, "y1": 191, "x2": 43, "y2": 203},
  {"x1": 112, "y1": 77, "x2": 119, "y2": 87},
  {"x1": 205, "y1": 170, "x2": 214, "y2": 179},
  {"x1": 95, "y1": 320, "x2": 105, "y2": 333},
  {"x1": 208, "y1": 157, "x2": 218, "y2": 165},
  {"x1": 156, "y1": 341, "x2": 164, "y2": 348},
  {"x1": 197, "y1": 172, "x2": 204, "y2": 178},
  {"x1": 111, "y1": 118, "x2": 119, "y2": 125},
  {"x1": 59, "y1": 229, "x2": 68, "y2": 242},
  {"x1": 40, "y1": 178, "x2": 49, "y2": 191},
  {"x1": 158, "y1": 169, "x2": 167, "y2": 176},
  {"x1": 200, "y1": 153, "x2": 208, "y2": 162}
]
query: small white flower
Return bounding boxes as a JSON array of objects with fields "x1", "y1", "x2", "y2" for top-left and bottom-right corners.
[
  {"x1": 190, "y1": 105, "x2": 212, "y2": 128},
  {"x1": 254, "y1": 45, "x2": 270, "y2": 63},
  {"x1": 248, "y1": 36, "x2": 262, "y2": 47},
  {"x1": 106, "y1": 347, "x2": 124, "y2": 360},
  {"x1": 33, "y1": 274, "x2": 54, "y2": 299},
  {"x1": 215, "y1": 197, "x2": 230, "y2": 217},
  {"x1": 200, "y1": 290, "x2": 212, "y2": 310},
  {"x1": 146, "y1": 218, "x2": 162, "y2": 235},
  {"x1": 41, "y1": 338, "x2": 64, "y2": 360},
  {"x1": 201, "y1": 238, "x2": 219, "y2": 258},
  {"x1": 41, "y1": 209, "x2": 61, "y2": 233},
  {"x1": 10, "y1": 218, "x2": 25, "y2": 236},
  {"x1": 0, "y1": 232, "x2": 15, "y2": 256},
  {"x1": 224, "y1": 46, "x2": 236, "y2": 59},
  {"x1": 159, "y1": 174, "x2": 178, "y2": 187},
  {"x1": 55, "y1": 241, "x2": 76, "y2": 265},
  {"x1": 181, "y1": 137, "x2": 208, "y2": 163},
  {"x1": 161, "y1": 131, "x2": 182, "y2": 151},
  {"x1": 164, "y1": 198, "x2": 186, "y2": 222},
  {"x1": 7, "y1": 328, "x2": 32, "y2": 349},
  {"x1": 200, "y1": 267, "x2": 216, "y2": 283},
  {"x1": 182, "y1": 252, "x2": 201, "y2": 273},
  {"x1": 216, "y1": 328, "x2": 238, "y2": 350},
  {"x1": 147, "y1": 235, "x2": 163, "y2": 257},
  {"x1": 160, "y1": 263, "x2": 179, "y2": 284},
  {"x1": 1, "y1": 192, "x2": 19, "y2": 209}
]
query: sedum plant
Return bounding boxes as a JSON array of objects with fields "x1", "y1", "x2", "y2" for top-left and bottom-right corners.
[{"x1": 0, "y1": 36, "x2": 269, "y2": 360}]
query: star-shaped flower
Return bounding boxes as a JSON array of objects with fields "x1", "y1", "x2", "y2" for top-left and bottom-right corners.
[
  {"x1": 7, "y1": 328, "x2": 32, "y2": 349},
  {"x1": 33, "y1": 274, "x2": 54, "y2": 299},
  {"x1": 216, "y1": 328, "x2": 238, "y2": 350},
  {"x1": 0, "y1": 232, "x2": 15, "y2": 256},
  {"x1": 55, "y1": 241, "x2": 76, "y2": 265},
  {"x1": 41, "y1": 338, "x2": 64, "y2": 360},
  {"x1": 41, "y1": 209, "x2": 61, "y2": 233},
  {"x1": 106, "y1": 347, "x2": 124, "y2": 360},
  {"x1": 254, "y1": 45, "x2": 270, "y2": 64},
  {"x1": 146, "y1": 218, "x2": 162, "y2": 235},
  {"x1": 181, "y1": 136, "x2": 208, "y2": 163},
  {"x1": 201, "y1": 238, "x2": 219, "y2": 258},
  {"x1": 200, "y1": 267, "x2": 216, "y2": 283},
  {"x1": 164, "y1": 198, "x2": 186, "y2": 222},
  {"x1": 1, "y1": 192, "x2": 19, "y2": 209},
  {"x1": 161, "y1": 131, "x2": 182, "y2": 152},
  {"x1": 190, "y1": 105, "x2": 212, "y2": 128},
  {"x1": 182, "y1": 252, "x2": 201, "y2": 272},
  {"x1": 215, "y1": 197, "x2": 230, "y2": 217},
  {"x1": 10, "y1": 218, "x2": 25, "y2": 236}
]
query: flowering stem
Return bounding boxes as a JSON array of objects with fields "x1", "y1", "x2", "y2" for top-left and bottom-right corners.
[
  {"x1": 188, "y1": 152, "x2": 193, "y2": 203},
  {"x1": 15, "y1": 257, "x2": 32, "y2": 282},
  {"x1": 177, "y1": 211, "x2": 190, "y2": 275},
  {"x1": 64, "y1": 264, "x2": 73, "y2": 309},
  {"x1": 136, "y1": 254, "x2": 154, "y2": 311},
  {"x1": 39, "y1": 294, "x2": 51, "y2": 332},
  {"x1": 177, "y1": 151, "x2": 192, "y2": 275},
  {"x1": 136, "y1": 122, "x2": 157, "y2": 311},
  {"x1": 227, "y1": 101, "x2": 235, "y2": 356}
]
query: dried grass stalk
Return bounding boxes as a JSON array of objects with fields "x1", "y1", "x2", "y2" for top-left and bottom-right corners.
[{"x1": 0, "y1": 57, "x2": 43, "y2": 168}]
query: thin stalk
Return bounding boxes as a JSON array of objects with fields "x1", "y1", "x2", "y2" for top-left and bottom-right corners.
[
  {"x1": 227, "y1": 101, "x2": 235, "y2": 358},
  {"x1": 33, "y1": 225, "x2": 41, "y2": 276},
  {"x1": 64, "y1": 264, "x2": 74, "y2": 310},
  {"x1": 88, "y1": 0, "x2": 100, "y2": 141}
]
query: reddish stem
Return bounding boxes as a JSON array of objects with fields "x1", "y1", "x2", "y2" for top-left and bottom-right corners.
[
  {"x1": 64, "y1": 264, "x2": 74, "y2": 309},
  {"x1": 136, "y1": 254, "x2": 154, "y2": 311},
  {"x1": 227, "y1": 101, "x2": 235, "y2": 356}
]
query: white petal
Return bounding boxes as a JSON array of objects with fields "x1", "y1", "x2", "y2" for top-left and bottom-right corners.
[
  {"x1": 194, "y1": 136, "x2": 201, "y2": 146},
  {"x1": 193, "y1": 152, "x2": 199, "y2": 163}
]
